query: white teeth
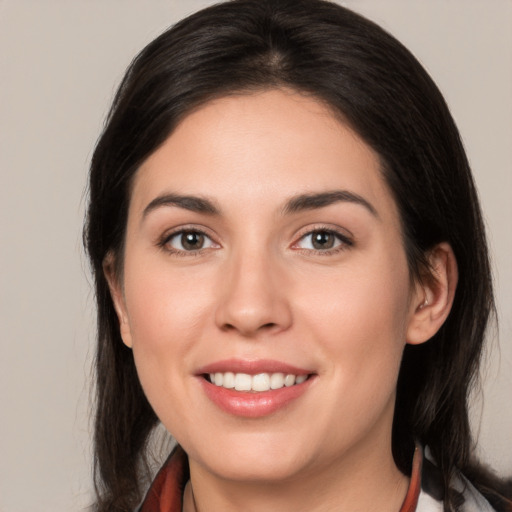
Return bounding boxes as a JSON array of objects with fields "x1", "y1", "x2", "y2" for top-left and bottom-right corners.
[
  {"x1": 208, "y1": 372, "x2": 309, "y2": 391},
  {"x1": 252, "y1": 373, "x2": 271, "y2": 392},
  {"x1": 234, "y1": 373, "x2": 252, "y2": 391},
  {"x1": 270, "y1": 372, "x2": 285, "y2": 389},
  {"x1": 284, "y1": 374, "x2": 296, "y2": 387},
  {"x1": 295, "y1": 374, "x2": 307, "y2": 384},
  {"x1": 222, "y1": 371, "x2": 235, "y2": 389}
]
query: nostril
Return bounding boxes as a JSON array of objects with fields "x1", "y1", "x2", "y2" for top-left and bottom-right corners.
[{"x1": 220, "y1": 322, "x2": 277, "y2": 333}]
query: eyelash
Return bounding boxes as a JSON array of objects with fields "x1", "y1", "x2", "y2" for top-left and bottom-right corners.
[
  {"x1": 157, "y1": 227, "x2": 217, "y2": 257},
  {"x1": 156, "y1": 225, "x2": 353, "y2": 257},
  {"x1": 292, "y1": 226, "x2": 353, "y2": 256}
]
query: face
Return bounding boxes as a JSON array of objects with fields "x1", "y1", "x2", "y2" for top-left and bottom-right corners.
[{"x1": 109, "y1": 89, "x2": 425, "y2": 483}]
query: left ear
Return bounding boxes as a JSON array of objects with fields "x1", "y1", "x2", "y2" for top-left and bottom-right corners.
[{"x1": 406, "y1": 242, "x2": 458, "y2": 345}]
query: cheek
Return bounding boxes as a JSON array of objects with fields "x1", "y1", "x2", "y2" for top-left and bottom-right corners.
[
  {"x1": 123, "y1": 250, "x2": 212, "y2": 346},
  {"x1": 292, "y1": 257, "x2": 411, "y2": 446},
  {"x1": 297, "y1": 249, "x2": 411, "y2": 388},
  {"x1": 120, "y1": 253, "x2": 215, "y2": 410}
]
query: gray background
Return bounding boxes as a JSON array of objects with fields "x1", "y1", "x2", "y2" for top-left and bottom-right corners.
[{"x1": 1, "y1": 1, "x2": 510, "y2": 510}]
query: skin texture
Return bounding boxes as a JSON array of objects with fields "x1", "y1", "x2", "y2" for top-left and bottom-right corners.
[{"x1": 106, "y1": 89, "x2": 457, "y2": 512}]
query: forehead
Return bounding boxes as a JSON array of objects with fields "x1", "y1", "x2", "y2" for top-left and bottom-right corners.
[{"x1": 130, "y1": 89, "x2": 397, "y2": 223}]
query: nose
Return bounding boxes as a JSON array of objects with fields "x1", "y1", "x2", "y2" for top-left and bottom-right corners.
[{"x1": 214, "y1": 248, "x2": 293, "y2": 337}]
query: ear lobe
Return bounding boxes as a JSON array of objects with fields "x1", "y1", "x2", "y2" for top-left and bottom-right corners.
[
  {"x1": 103, "y1": 252, "x2": 133, "y2": 348},
  {"x1": 406, "y1": 242, "x2": 458, "y2": 345}
]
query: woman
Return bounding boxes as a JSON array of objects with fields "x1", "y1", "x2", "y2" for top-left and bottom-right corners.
[{"x1": 84, "y1": 0, "x2": 511, "y2": 511}]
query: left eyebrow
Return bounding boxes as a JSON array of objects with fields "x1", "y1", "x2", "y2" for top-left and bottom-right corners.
[
  {"x1": 282, "y1": 190, "x2": 378, "y2": 218},
  {"x1": 142, "y1": 193, "x2": 220, "y2": 219}
]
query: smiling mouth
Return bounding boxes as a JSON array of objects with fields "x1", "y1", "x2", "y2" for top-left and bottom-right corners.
[{"x1": 205, "y1": 372, "x2": 311, "y2": 392}]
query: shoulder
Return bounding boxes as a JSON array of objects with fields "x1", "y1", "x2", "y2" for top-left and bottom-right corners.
[
  {"x1": 452, "y1": 473, "x2": 501, "y2": 512},
  {"x1": 416, "y1": 473, "x2": 499, "y2": 512},
  {"x1": 418, "y1": 448, "x2": 504, "y2": 512}
]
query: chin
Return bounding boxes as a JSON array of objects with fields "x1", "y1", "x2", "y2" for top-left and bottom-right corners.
[
  {"x1": 208, "y1": 452, "x2": 308, "y2": 483},
  {"x1": 185, "y1": 429, "x2": 318, "y2": 482}
]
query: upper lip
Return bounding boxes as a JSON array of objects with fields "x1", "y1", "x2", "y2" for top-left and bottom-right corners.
[{"x1": 196, "y1": 358, "x2": 313, "y2": 376}]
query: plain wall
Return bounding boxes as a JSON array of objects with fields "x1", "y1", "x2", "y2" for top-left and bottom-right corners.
[{"x1": 0, "y1": 1, "x2": 510, "y2": 510}]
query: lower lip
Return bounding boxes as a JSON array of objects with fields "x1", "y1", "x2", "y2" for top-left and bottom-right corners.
[{"x1": 200, "y1": 377, "x2": 314, "y2": 418}]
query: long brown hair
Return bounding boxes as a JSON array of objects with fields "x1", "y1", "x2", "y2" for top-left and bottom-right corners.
[{"x1": 84, "y1": 1, "x2": 506, "y2": 510}]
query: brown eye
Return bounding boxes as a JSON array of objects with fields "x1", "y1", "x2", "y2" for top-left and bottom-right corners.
[
  {"x1": 311, "y1": 231, "x2": 336, "y2": 250},
  {"x1": 181, "y1": 231, "x2": 205, "y2": 250},
  {"x1": 164, "y1": 229, "x2": 217, "y2": 253},
  {"x1": 294, "y1": 228, "x2": 352, "y2": 253}
]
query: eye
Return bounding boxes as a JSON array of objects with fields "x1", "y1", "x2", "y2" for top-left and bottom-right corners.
[
  {"x1": 294, "y1": 229, "x2": 352, "y2": 252},
  {"x1": 163, "y1": 229, "x2": 218, "y2": 253}
]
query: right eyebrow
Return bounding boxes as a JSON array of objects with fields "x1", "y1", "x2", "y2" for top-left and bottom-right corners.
[
  {"x1": 282, "y1": 190, "x2": 378, "y2": 218},
  {"x1": 142, "y1": 193, "x2": 220, "y2": 219}
]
